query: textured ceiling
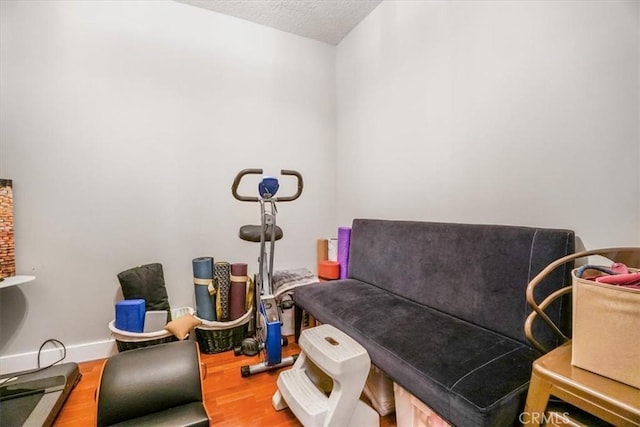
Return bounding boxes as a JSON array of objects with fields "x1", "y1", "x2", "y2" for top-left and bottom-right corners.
[{"x1": 174, "y1": 0, "x2": 383, "y2": 45}]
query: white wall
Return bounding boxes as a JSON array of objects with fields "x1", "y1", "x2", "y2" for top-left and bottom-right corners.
[
  {"x1": 0, "y1": 0, "x2": 336, "y2": 370},
  {"x1": 2, "y1": 0, "x2": 639, "y2": 371},
  {"x1": 336, "y1": 0, "x2": 639, "y2": 248}
]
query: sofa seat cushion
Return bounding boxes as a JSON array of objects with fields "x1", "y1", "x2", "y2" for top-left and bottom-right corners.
[{"x1": 295, "y1": 279, "x2": 539, "y2": 427}]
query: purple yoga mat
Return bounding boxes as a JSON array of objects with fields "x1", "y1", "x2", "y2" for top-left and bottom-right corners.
[
  {"x1": 338, "y1": 227, "x2": 351, "y2": 279},
  {"x1": 230, "y1": 263, "x2": 248, "y2": 321}
]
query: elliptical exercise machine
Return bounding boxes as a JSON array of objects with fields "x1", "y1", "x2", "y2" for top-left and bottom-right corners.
[{"x1": 231, "y1": 168, "x2": 303, "y2": 377}]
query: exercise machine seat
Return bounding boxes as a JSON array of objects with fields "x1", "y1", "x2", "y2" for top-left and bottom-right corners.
[
  {"x1": 96, "y1": 341, "x2": 209, "y2": 427},
  {"x1": 239, "y1": 224, "x2": 283, "y2": 242}
]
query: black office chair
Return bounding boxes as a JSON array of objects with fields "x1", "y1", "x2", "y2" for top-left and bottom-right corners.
[{"x1": 96, "y1": 340, "x2": 209, "y2": 426}]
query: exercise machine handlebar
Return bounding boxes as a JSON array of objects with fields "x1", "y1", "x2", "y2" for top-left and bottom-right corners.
[
  {"x1": 231, "y1": 168, "x2": 262, "y2": 202},
  {"x1": 276, "y1": 170, "x2": 303, "y2": 202},
  {"x1": 231, "y1": 168, "x2": 304, "y2": 202}
]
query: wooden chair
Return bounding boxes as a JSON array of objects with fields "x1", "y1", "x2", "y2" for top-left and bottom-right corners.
[{"x1": 523, "y1": 247, "x2": 640, "y2": 426}]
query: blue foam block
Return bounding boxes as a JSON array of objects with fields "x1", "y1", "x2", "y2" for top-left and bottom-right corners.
[{"x1": 115, "y1": 299, "x2": 146, "y2": 333}]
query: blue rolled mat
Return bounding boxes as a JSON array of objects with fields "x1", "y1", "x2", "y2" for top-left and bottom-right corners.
[{"x1": 193, "y1": 257, "x2": 216, "y2": 321}]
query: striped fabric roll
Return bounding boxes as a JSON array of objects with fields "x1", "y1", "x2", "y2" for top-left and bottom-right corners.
[{"x1": 215, "y1": 261, "x2": 232, "y2": 321}]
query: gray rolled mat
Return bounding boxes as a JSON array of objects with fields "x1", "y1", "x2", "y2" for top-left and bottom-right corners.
[
  {"x1": 193, "y1": 257, "x2": 216, "y2": 321},
  {"x1": 215, "y1": 261, "x2": 231, "y2": 321},
  {"x1": 230, "y1": 263, "x2": 247, "y2": 321}
]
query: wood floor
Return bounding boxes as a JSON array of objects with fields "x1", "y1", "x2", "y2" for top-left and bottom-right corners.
[{"x1": 53, "y1": 337, "x2": 397, "y2": 426}]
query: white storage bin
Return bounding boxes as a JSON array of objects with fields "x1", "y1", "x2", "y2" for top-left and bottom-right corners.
[
  {"x1": 280, "y1": 303, "x2": 295, "y2": 336},
  {"x1": 109, "y1": 306, "x2": 194, "y2": 352},
  {"x1": 363, "y1": 365, "x2": 395, "y2": 416}
]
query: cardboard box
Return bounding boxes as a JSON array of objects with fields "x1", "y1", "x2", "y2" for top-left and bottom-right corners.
[
  {"x1": 394, "y1": 383, "x2": 451, "y2": 427},
  {"x1": 571, "y1": 269, "x2": 640, "y2": 388}
]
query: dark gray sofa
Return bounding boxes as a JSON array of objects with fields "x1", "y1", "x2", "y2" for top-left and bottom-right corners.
[{"x1": 294, "y1": 219, "x2": 574, "y2": 426}]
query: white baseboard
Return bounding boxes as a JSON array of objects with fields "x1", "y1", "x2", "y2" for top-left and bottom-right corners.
[{"x1": 0, "y1": 339, "x2": 118, "y2": 375}]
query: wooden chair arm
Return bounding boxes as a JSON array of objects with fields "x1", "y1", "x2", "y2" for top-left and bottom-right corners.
[{"x1": 525, "y1": 247, "x2": 640, "y2": 354}]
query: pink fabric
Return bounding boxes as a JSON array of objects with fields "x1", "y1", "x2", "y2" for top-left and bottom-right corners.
[
  {"x1": 610, "y1": 262, "x2": 629, "y2": 274},
  {"x1": 595, "y1": 272, "x2": 640, "y2": 289}
]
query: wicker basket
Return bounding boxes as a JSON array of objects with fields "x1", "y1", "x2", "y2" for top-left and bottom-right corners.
[
  {"x1": 109, "y1": 306, "x2": 194, "y2": 352},
  {"x1": 195, "y1": 309, "x2": 252, "y2": 354}
]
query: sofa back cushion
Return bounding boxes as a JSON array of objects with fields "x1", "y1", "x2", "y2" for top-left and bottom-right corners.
[{"x1": 348, "y1": 219, "x2": 574, "y2": 347}]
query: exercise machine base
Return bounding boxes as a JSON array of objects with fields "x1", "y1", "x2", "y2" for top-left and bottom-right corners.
[
  {"x1": 241, "y1": 354, "x2": 299, "y2": 377},
  {"x1": 0, "y1": 363, "x2": 81, "y2": 427}
]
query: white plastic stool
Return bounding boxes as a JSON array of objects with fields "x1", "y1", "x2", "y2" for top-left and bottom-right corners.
[{"x1": 272, "y1": 324, "x2": 379, "y2": 427}]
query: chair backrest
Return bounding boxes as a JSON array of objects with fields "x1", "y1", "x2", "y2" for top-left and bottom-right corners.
[
  {"x1": 525, "y1": 247, "x2": 640, "y2": 354},
  {"x1": 96, "y1": 341, "x2": 203, "y2": 426}
]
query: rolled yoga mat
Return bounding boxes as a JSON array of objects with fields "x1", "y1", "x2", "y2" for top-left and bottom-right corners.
[
  {"x1": 193, "y1": 257, "x2": 216, "y2": 321},
  {"x1": 230, "y1": 263, "x2": 248, "y2": 321},
  {"x1": 337, "y1": 227, "x2": 352, "y2": 279},
  {"x1": 328, "y1": 238, "x2": 338, "y2": 261},
  {"x1": 215, "y1": 261, "x2": 231, "y2": 321},
  {"x1": 317, "y1": 239, "x2": 328, "y2": 264}
]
